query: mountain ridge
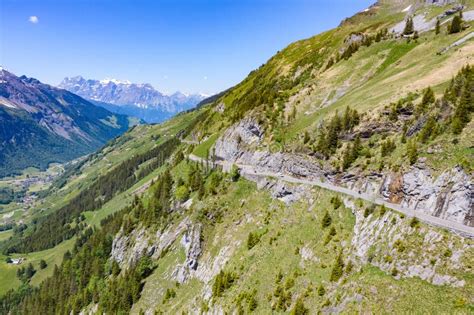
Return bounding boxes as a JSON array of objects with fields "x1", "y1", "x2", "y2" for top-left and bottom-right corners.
[
  {"x1": 59, "y1": 76, "x2": 206, "y2": 123},
  {"x1": 0, "y1": 69, "x2": 137, "y2": 177}
]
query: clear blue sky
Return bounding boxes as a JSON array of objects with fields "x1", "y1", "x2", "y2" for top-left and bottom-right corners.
[{"x1": 1, "y1": 0, "x2": 374, "y2": 94}]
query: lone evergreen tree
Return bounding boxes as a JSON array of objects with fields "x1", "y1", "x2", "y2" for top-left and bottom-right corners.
[
  {"x1": 407, "y1": 140, "x2": 418, "y2": 165},
  {"x1": 448, "y1": 15, "x2": 462, "y2": 34},
  {"x1": 435, "y1": 19, "x2": 440, "y2": 35},
  {"x1": 330, "y1": 252, "x2": 345, "y2": 282},
  {"x1": 403, "y1": 17, "x2": 414, "y2": 35}
]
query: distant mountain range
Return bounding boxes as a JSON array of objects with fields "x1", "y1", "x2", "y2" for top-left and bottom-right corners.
[
  {"x1": 59, "y1": 76, "x2": 207, "y2": 123},
  {"x1": 0, "y1": 68, "x2": 138, "y2": 177}
]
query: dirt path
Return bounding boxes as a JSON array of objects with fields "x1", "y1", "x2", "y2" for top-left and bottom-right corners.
[{"x1": 188, "y1": 154, "x2": 474, "y2": 238}]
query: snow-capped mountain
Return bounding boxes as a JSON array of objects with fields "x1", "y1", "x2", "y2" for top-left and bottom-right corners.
[{"x1": 59, "y1": 76, "x2": 206, "y2": 122}]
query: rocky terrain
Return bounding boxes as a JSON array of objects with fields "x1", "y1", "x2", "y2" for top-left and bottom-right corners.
[{"x1": 212, "y1": 118, "x2": 474, "y2": 230}]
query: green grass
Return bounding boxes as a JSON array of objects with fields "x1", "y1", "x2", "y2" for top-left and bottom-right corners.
[
  {"x1": 0, "y1": 230, "x2": 13, "y2": 242},
  {"x1": 192, "y1": 133, "x2": 220, "y2": 158},
  {"x1": 0, "y1": 238, "x2": 75, "y2": 295}
]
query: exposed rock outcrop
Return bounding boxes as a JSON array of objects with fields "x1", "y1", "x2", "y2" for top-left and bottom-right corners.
[
  {"x1": 380, "y1": 166, "x2": 473, "y2": 226},
  {"x1": 214, "y1": 117, "x2": 324, "y2": 179},
  {"x1": 111, "y1": 217, "x2": 191, "y2": 269},
  {"x1": 172, "y1": 224, "x2": 203, "y2": 283},
  {"x1": 346, "y1": 199, "x2": 471, "y2": 287},
  {"x1": 214, "y1": 118, "x2": 473, "y2": 228}
]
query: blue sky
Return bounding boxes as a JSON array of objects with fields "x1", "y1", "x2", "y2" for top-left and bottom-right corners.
[{"x1": 1, "y1": 0, "x2": 374, "y2": 94}]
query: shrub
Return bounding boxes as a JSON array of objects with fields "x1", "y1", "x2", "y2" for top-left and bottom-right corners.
[
  {"x1": 39, "y1": 259, "x2": 47, "y2": 269},
  {"x1": 330, "y1": 196, "x2": 342, "y2": 209},
  {"x1": 391, "y1": 267, "x2": 398, "y2": 276},
  {"x1": 317, "y1": 285, "x2": 326, "y2": 296},
  {"x1": 321, "y1": 212, "x2": 332, "y2": 228},
  {"x1": 162, "y1": 288, "x2": 176, "y2": 304},
  {"x1": 290, "y1": 297, "x2": 309, "y2": 315},
  {"x1": 212, "y1": 270, "x2": 236, "y2": 297},
  {"x1": 393, "y1": 240, "x2": 406, "y2": 252},
  {"x1": 230, "y1": 164, "x2": 240, "y2": 182},
  {"x1": 410, "y1": 217, "x2": 420, "y2": 228},
  {"x1": 174, "y1": 185, "x2": 189, "y2": 202},
  {"x1": 364, "y1": 205, "x2": 375, "y2": 218},
  {"x1": 247, "y1": 231, "x2": 261, "y2": 250}
]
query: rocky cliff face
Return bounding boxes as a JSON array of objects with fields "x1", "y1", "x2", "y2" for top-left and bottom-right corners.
[
  {"x1": 346, "y1": 198, "x2": 471, "y2": 287},
  {"x1": 379, "y1": 166, "x2": 473, "y2": 226},
  {"x1": 213, "y1": 118, "x2": 473, "y2": 228}
]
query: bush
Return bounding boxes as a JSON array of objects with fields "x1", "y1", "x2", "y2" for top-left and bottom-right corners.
[
  {"x1": 162, "y1": 288, "x2": 176, "y2": 304},
  {"x1": 230, "y1": 164, "x2": 240, "y2": 182},
  {"x1": 321, "y1": 212, "x2": 332, "y2": 228},
  {"x1": 174, "y1": 185, "x2": 189, "y2": 202},
  {"x1": 317, "y1": 285, "x2": 326, "y2": 296},
  {"x1": 290, "y1": 297, "x2": 309, "y2": 315},
  {"x1": 364, "y1": 205, "x2": 375, "y2": 218},
  {"x1": 39, "y1": 259, "x2": 47, "y2": 270},
  {"x1": 212, "y1": 270, "x2": 236, "y2": 298},
  {"x1": 410, "y1": 217, "x2": 420, "y2": 228},
  {"x1": 330, "y1": 196, "x2": 342, "y2": 209},
  {"x1": 247, "y1": 231, "x2": 261, "y2": 250}
]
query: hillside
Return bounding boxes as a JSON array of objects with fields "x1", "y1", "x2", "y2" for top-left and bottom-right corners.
[
  {"x1": 0, "y1": 0, "x2": 473, "y2": 313},
  {"x1": 0, "y1": 69, "x2": 139, "y2": 177}
]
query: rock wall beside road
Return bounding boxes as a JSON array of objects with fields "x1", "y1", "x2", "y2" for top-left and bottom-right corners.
[{"x1": 213, "y1": 118, "x2": 473, "y2": 228}]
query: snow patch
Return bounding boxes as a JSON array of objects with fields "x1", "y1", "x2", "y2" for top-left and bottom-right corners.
[
  {"x1": 99, "y1": 78, "x2": 132, "y2": 85},
  {"x1": 402, "y1": 5, "x2": 412, "y2": 13}
]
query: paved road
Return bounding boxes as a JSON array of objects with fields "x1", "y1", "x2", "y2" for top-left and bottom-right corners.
[{"x1": 188, "y1": 154, "x2": 474, "y2": 238}]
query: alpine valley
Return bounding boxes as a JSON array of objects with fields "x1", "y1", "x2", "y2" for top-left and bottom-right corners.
[
  {"x1": 0, "y1": 0, "x2": 473, "y2": 314},
  {"x1": 0, "y1": 68, "x2": 140, "y2": 177}
]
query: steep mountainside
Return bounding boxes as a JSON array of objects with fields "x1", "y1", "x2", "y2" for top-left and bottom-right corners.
[
  {"x1": 0, "y1": 0, "x2": 473, "y2": 313},
  {"x1": 59, "y1": 76, "x2": 206, "y2": 123},
  {"x1": 0, "y1": 69, "x2": 138, "y2": 177}
]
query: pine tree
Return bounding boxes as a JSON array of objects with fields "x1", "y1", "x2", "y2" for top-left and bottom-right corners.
[
  {"x1": 448, "y1": 15, "x2": 462, "y2": 34},
  {"x1": 403, "y1": 17, "x2": 414, "y2": 35},
  {"x1": 421, "y1": 87, "x2": 435, "y2": 109},
  {"x1": 419, "y1": 116, "x2": 437, "y2": 143},
  {"x1": 407, "y1": 140, "x2": 418, "y2": 165},
  {"x1": 452, "y1": 84, "x2": 473, "y2": 134},
  {"x1": 330, "y1": 252, "x2": 344, "y2": 282},
  {"x1": 435, "y1": 19, "x2": 440, "y2": 35},
  {"x1": 321, "y1": 211, "x2": 332, "y2": 228},
  {"x1": 290, "y1": 297, "x2": 309, "y2": 315}
]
